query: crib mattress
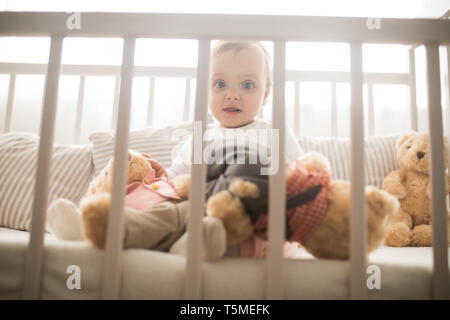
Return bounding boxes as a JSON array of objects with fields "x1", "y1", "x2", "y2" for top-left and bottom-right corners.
[{"x1": 0, "y1": 227, "x2": 446, "y2": 299}]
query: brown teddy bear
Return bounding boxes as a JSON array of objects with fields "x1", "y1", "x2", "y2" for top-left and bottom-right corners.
[
  {"x1": 204, "y1": 151, "x2": 400, "y2": 259},
  {"x1": 48, "y1": 149, "x2": 398, "y2": 261},
  {"x1": 382, "y1": 132, "x2": 450, "y2": 247},
  {"x1": 47, "y1": 150, "x2": 227, "y2": 262}
]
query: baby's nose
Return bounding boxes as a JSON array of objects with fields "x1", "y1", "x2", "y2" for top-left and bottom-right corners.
[{"x1": 226, "y1": 92, "x2": 240, "y2": 101}]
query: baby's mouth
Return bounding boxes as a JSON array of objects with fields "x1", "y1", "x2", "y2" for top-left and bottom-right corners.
[{"x1": 223, "y1": 107, "x2": 241, "y2": 113}]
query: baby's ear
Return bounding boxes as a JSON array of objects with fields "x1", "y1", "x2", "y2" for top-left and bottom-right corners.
[{"x1": 263, "y1": 85, "x2": 271, "y2": 105}]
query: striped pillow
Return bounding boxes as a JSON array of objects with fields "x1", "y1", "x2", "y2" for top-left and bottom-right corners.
[
  {"x1": 299, "y1": 134, "x2": 401, "y2": 188},
  {"x1": 90, "y1": 121, "x2": 195, "y2": 177},
  {"x1": 0, "y1": 132, "x2": 94, "y2": 231}
]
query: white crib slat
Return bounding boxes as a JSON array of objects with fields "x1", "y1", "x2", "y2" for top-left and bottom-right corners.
[
  {"x1": 74, "y1": 75, "x2": 85, "y2": 144},
  {"x1": 183, "y1": 78, "x2": 191, "y2": 121},
  {"x1": 409, "y1": 48, "x2": 418, "y2": 131},
  {"x1": 184, "y1": 39, "x2": 210, "y2": 300},
  {"x1": 147, "y1": 77, "x2": 155, "y2": 126},
  {"x1": 446, "y1": 46, "x2": 450, "y2": 213},
  {"x1": 102, "y1": 37, "x2": 136, "y2": 300},
  {"x1": 294, "y1": 81, "x2": 301, "y2": 137},
  {"x1": 3, "y1": 73, "x2": 15, "y2": 133},
  {"x1": 22, "y1": 36, "x2": 63, "y2": 300},
  {"x1": 425, "y1": 44, "x2": 450, "y2": 300},
  {"x1": 267, "y1": 41, "x2": 286, "y2": 300},
  {"x1": 367, "y1": 83, "x2": 374, "y2": 136},
  {"x1": 111, "y1": 76, "x2": 120, "y2": 130},
  {"x1": 349, "y1": 43, "x2": 368, "y2": 300},
  {"x1": 331, "y1": 81, "x2": 337, "y2": 137}
]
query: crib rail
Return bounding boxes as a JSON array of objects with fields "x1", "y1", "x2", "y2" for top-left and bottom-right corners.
[
  {"x1": 0, "y1": 62, "x2": 411, "y2": 140},
  {"x1": 0, "y1": 12, "x2": 449, "y2": 43},
  {"x1": 0, "y1": 12, "x2": 448, "y2": 300}
]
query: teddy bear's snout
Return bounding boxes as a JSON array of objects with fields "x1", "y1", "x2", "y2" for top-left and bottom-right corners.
[{"x1": 417, "y1": 151, "x2": 425, "y2": 160}]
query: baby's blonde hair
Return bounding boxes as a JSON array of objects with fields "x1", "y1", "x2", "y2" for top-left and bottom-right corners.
[{"x1": 212, "y1": 40, "x2": 272, "y2": 87}]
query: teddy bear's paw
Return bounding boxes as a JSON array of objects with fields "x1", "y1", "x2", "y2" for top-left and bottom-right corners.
[
  {"x1": 385, "y1": 222, "x2": 413, "y2": 247},
  {"x1": 366, "y1": 187, "x2": 399, "y2": 218},
  {"x1": 201, "y1": 217, "x2": 227, "y2": 261},
  {"x1": 382, "y1": 177, "x2": 407, "y2": 200},
  {"x1": 299, "y1": 152, "x2": 331, "y2": 173},
  {"x1": 173, "y1": 174, "x2": 191, "y2": 199},
  {"x1": 81, "y1": 193, "x2": 111, "y2": 249},
  {"x1": 206, "y1": 190, "x2": 254, "y2": 246},
  {"x1": 169, "y1": 217, "x2": 227, "y2": 262},
  {"x1": 229, "y1": 179, "x2": 259, "y2": 198},
  {"x1": 411, "y1": 224, "x2": 432, "y2": 247},
  {"x1": 47, "y1": 198, "x2": 84, "y2": 240}
]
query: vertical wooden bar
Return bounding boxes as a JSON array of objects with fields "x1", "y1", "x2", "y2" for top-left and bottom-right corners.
[
  {"x1": 425, "y1": 43, "x2": 450, "y2": 300},
  {"x1": 294, "y1": 81, "x2": 301, "y2": 137},
  {"x1": 22, "y1": 36, "x2": 63, "y2": 300},
  {"x1": 349, "y1": 42, "x2": 368, "y2": 300},
  {"x1": 3, "y1": 73, "x2": 15, "y2": 133},
  {"x1": 409, "y1": 48, "x2": 418, "y2": 131},
  {"x1": 184, "y1": 39, "x2": 210, "y2": 300},
  {"x1": 147, "y1": 77, "x2": 155, "y2": 126},
  {"x1": 267, "y1": 40, "x2": 286, "y2": 300},
  {"x1": 331, "y1": 81, "x2": 337, "y2": 137},
  {"x1": 183, "y1": 78, "x2": 191, "y2": 122},
  {"x1": 111, "y1": 76, "x2": 120, "y2": 129},
  {"x1": 102, "y1": 37, "x2": 136, "y2": 300},
  {"x1": 367, "y1": 82, "x2": 375, "y2": 136},
  {"x1": 447, "y1": 46, "x2": 450, "y2": 186},
  {"x1": 74, "y1": 75, "x2": 85, "y2": 144}
]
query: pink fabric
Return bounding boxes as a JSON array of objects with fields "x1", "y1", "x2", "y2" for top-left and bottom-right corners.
[
  {"x1": 239, "y1": 159, "x2": 331, "y2": 257},
  {"x1": 286, "y1": 159, "x2": 331, "y2": 244},
  {"x1": 124, "y1": 169, "x2": 181, "y2": 211}
]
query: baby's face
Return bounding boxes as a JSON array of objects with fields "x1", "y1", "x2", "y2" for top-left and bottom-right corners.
[{"x1": 210, "y1": 47, "x2": 270, "y2": 128}]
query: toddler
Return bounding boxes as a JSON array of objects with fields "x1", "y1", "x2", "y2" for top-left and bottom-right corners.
[
  {"x1": 167, "y1": 41, "x2": 305, "y2": 259},
  {"x1": 167, "y1": 40, "x2": 304, "y2": 179}
]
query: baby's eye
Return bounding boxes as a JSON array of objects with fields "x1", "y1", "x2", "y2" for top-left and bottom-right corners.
[
  {"x1": 241, "y1": 80, "x2": 254, "y2": 89},
  {"x1": 407, "y1": 145, "x2": 411, "y2": 149},
  {"x1": 214, "y1": 80, "x2": 226, "y2": 89}
]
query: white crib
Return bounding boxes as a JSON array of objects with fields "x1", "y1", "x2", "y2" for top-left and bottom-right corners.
[{"x1": 0, "y1": 11, "x2": 449, "y2": 300}]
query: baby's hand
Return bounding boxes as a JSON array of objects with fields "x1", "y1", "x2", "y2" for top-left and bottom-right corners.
[{"x1": 141, "y1": 153, "x2": 168, "y2": 178}]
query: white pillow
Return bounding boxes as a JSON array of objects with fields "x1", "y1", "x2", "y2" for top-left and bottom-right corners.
[
  {"x1": 90, "y1": 121, "x2": 196, "y2": 177},
  {"x1": 0, "y1": 132, "x2": 94, "y2": 231},
  {"x1": 299, "y1": 134, "x2": 401, "y2": 188}
]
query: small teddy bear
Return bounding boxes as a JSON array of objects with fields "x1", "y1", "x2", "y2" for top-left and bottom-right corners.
[
  {"x1": 204, "y1": 151, "x2": 400, "y2": 259},
  {"x1": 382, "y1": 132, "x2": 450, "y2": 247},
  {"x1": 47, "y1": 150, "x2": 227, "y2": 261}
]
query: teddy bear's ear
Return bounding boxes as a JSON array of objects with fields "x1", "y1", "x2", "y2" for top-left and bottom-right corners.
[
  {"x1": 396, "y1": 133, "x2": 413, "y2": 149},
  {"x1": 141, "y1": 152, "x2": 152, "y2": 160}
]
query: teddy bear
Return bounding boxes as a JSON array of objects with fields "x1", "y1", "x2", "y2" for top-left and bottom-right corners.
[
  {"x1": 48, "y1": 148, "x2": 399, "y2": 261},
  {"x1": 202, "y1": 149, "x2": 400, "y2": 259},
  {"x1": 46, "y1": 149, "x2": 227, "y2": 262},
  {"x1": 382, "y1": 132, "x2": 450, "y2": 247}
]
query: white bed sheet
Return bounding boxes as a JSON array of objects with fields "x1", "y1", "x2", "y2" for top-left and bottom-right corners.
[{"x1": 0, "y1": 227, "x2": 447, "y2": 299}]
